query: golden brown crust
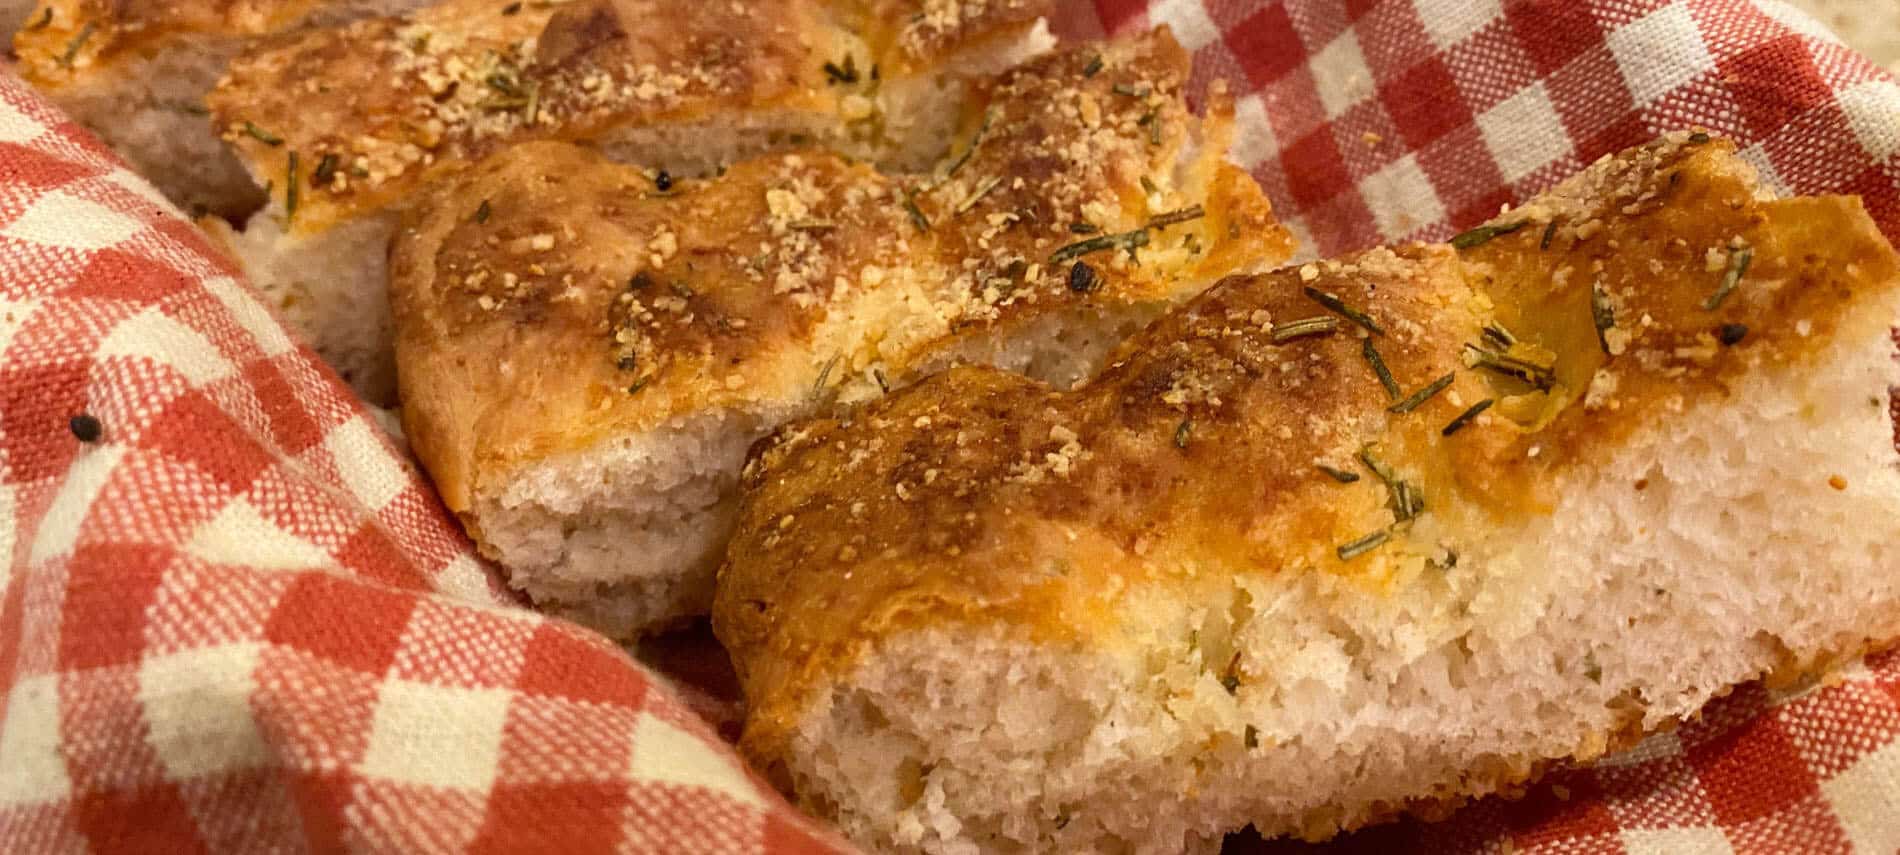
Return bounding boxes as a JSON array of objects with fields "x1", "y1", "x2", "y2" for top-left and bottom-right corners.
[
  {"x1": 711, "y1": 135, "x2": 1900, "y2": 784},
  {"x1": 12, "y1": 0, "x2": 327, "y2": 84},
  {"x1": 207, "y1": 0, "x2": 1054, "y2": 233},
  {"x1": 391, "y1": 30, "x2": 1291, "y2": 526}
]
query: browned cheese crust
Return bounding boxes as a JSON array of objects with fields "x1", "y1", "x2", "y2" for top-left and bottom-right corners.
[
  {"x1": 711, "y1": 135, "x2": 1900, "y2": 808},
  {"x1": 12, "y1": 0, "x2": 325, "y2": 85},
  {"x1": 390, "y1": 29, "x2": 1291, "y2": 536},
  {"x1": 206, "y1": 0, "x2": 1052, "y2": 233}
]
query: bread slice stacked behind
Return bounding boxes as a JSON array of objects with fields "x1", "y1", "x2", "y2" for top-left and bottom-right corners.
[
  {"x1": 711, "y1": 135, "x2": 1900, "y2": 853},
  {"x1": 203, "y1": 0, "x2": 1055, "y2": 402},
  {"x1": 390, "y1": 29, "x2": 1295, "y2": 640}
]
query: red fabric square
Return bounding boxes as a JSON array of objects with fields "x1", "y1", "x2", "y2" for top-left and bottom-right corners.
[
  {"x1": 0, "y1": 357, "x2": 91, "y2": 483},
  {"x1": 516, "y1": 624, "x2": 651, "y2": 708},
  {"x1": 1379, "y1": 55, "x2": 1473, "y2": 150},
  {"x1": 1687, "y1": 706, "x2": 1820, "y2": 826},
  {"x1": 1505, "y1": 0, "x2": 1608, "y2": 75},
  {"x1": 72, "y1": 784, "x2": 209, "y2": 854},
  {"x1": 1719, "y1": 36, "x2": 1832, "y2": 140},
  {"x1": 1226, "y1": 4, "x2": 1306, "y2": 86},
  {"x1": 336, "y1": 522, "x2": 433, "y2": 592},
  {"x1": 469, "y1": 781, "x2": 631, "y2": 854},
  {"x1": 58, "y1": 543, "x2": 171, "y2": 670},
  {"x1": 263, "y1": 574, "x2": 416, "y2": 674},
  {"x1": 239, "y1": 358, "x2": 324, "y2": 457},
  {"x1": 1281, "y1": 126, "x2": 1355, "y2": 209},
  {"x1": 144, "y1": 391, "x2": 275, "y2": 493}
]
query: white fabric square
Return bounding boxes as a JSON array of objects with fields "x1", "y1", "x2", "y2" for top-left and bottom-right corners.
[
  {"x1": 434, "y1": 553, "x2": 508, "y2": 607},
  {"x1": 0, "y1": 97, "x2": 42, "y2": 145},
  {"x1": 1478, "y1": 83, "x2": 1574, "y2": 183},
  {"x1": 1311, "y1": 29, "x2": 1374, "y2": 119},
  {"x1": 2, "y1": 190, "x2": 146, "y2": 251},
  {"x1": 1608, "y1": 5, "x2": 1718, "y2": 106},
  {"x1": 1147, "y1": 0, "x2": 1221, "y2": 51},
  {"x1": 138, "y1": 643, "x2": 272, "y2": 779},
  {"x1": 1821, "y1": 739, "x2": 1900, "y2": 854},
  {"x1": 325, "y1": 416, "x2": 406, "y2": 514},
  {"x1": 1620, "y1": 826, "x2": 1735, "y2": 855},
  {"x1": 185, "y1": 496, "x2": 336, "y2": 572},
  {"x1": 1230, "y1": 94, "x2": 1278, "y2": 170},
  {"x1": 98, "y1": 306, "x2": 238, "y2": 388},
  {"x1": 204, "y1": 276, "x2": 295, "y2": 359},
  {"x1": 29, "y1": 444, "x2": 126, "y2": 563},
  {"x1": 1358, "y1": 153, "x2": 1445, "y2": 240},
  {"x1": 361, "y1": 679, "x2": 511, "y2": 790},
  {"x1": 1836, "y1": 79, "x2": 1900, "y2": 164},
  {"x1": 629, "y1": 712, "x2": 765, "y2": 809},
  {"x1": 0, "y1": 674, "x2": 70, "y2": 805},
  {"x1": 1413, "y1": 0, "x2": 1504, "y2": 52}
]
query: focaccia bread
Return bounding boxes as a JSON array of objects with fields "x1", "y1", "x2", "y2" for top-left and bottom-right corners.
[
  {"x1": 391, "y1": 29, "x2": 1294, "y2": 640},
  {"x1": 202, "y1": 0, "x2": 1054, "y2": 402},
  {"x1": 9, "y1": 0, "x2": 431, "y2": 216},
  {"x1": 711, "y1": 134, "x2": 1900, "y2": 853}
]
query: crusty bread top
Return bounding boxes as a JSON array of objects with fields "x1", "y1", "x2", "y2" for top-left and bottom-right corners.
[
  {"x1": 207, "y1": 0, "x2": 1051, "y2": 234},
  {"x1": 710, "y1": 134, "x2": 1900, "y2": 772},
  {"x1": 12, "y1": 0, "x2": 323, "y2": 85},
  {"x1": 390, "y1": 29, "x2": 1292, "y2": 524}
]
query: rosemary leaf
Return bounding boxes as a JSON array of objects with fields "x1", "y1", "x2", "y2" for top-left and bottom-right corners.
[
  {"x1": 812, "y1": 353, "x2": 841, "y2": 399},
  {"x1": 1362, "y1": 338, "x2": 1401, "y2": 401},
  {"x1": 242, "y1": 121, "x2": 284, "y2": 146},
  {"x1": 955, "y1": 175, "x2": 1003, "y2": 215},
  {"x1": 1337, "y1": 529, "x2": 1390, "y2": 561},
  {"x1": 1540, "y1": 220, "x2": 1558, "y2": 250},
  {"x1": 1450, "y1": 219, "x2": 1528, "y2": 250},
  {"x1": 1463, "y1": 344, "x2": 1555, "y2": 389},
  {"x1": 57, "y1": 21, "x2": 94, "y2": 68},
  {"x1": 1146, "y1": 205, "x2": 1205, "y2": 230},
  {"x1": 1481, "y1": 321, "x2": 1517, "y2": 350},
  {"x1": 1702, "y1": 246, "x2": 1753, "y2": 311},
  {"x1": 1441, "y1": 399, "x2": 1494, "y2": 436},
  {"x1": 1082, "y1": 55, "x2": 1103, "y2": 77},
  {"x1": 1270, "y1": 316, "x2": 1340, "y2": 344},
  {"x1": 285, "y1": 150, "x2": 300, "y2": 223},
  {"x1": 1304, "y1": 286, "x2": 1385, "y2": 335},
  {"x1": 1049, "y1": 229, "x2": 1147, "y2": 265},
  {"x1": 901, "y1": 188, "x2": 931, "y2": 232},
  {"x1": 1388, "y1": 372, "x2": 1455, "y2": 414},
  {"x1": 1174, "y1": 419, "x2": 1192, "y2": 450},
  {"x1": 474, "y1": 199, "x2": 491, "y2": 223},
  {"x1": 1316, "y1": 464, "x2": 1360, "y2": 484},
  {"x1": 1590, "y1": 282, "x2": 1615, "y2": 354}
]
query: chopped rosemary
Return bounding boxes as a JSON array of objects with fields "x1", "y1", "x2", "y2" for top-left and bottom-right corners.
[
  {"x1": 1590, "y1": 282, "x2": 1615, "y2": 354},
  {"x1": 473, "y1": 199, "x2": 491, "y2": 223},
  {"x1": 822, "y1": 54, "x2": 859, "y2": 85},
  {"x1": 1069, "y1": 222, "x2": 1099, "y2": 234},
  {"x1": 1481, "y1": 322, "x2": 1517, "y2": 350},
  {"x1": 940, "y1": 107, "x2": 996, "y2": 183},
  {"x1": 242, "y1": 122, "x2": 284, "y2": 146},
  {"x1": 312, "y1": 153, "x2": 339, "y2": 187},
  {"x1": 1138, "y1": 175, "x2": 1158, "y2": 196},
  {"x1": 1304, "y1": 286, "x2": 1384, "y2": 336},
  {"x1": 1270, "y1": 316, "x2": 1340, "y2": 344},
  {"x1": 1362, "y1": 339, "x2": 1401, "y2": 401},
  {"x1": 1540, "y1": 219, "x2": 1558, "y2": 250},
  {"x1": 1391, "y1": 479, "x2": 1424, "y2": 520},
  {"x1": 1112, "y1": 83, "x2": 1142, "y2": 98},
  {"x1": 874, "y1": 368, "x2": 890, "y2": 394},
  {"x1": 1245, "y1": 724, "x2": 1259, "y2": 749},
  {"x1": 1067, "y1": 261, "x2": 1099, "y2": 294},
  {"x1": 1702, "y1": 246, "x2": 1753, "y2": 311},
  {"x1": 955, "y1": 175, "x2": 1003, "y2": 215},
  {"x1": 1463, "y1": 344, "x2": 1555, "y2": 389},
  {"x1": 812, "y1": 354, "x2": 840, "y2": 398},
  {"x1": 1146, "y1": 205, "x2": 1204, "y2": 230},
  {"x1": 1336, "y1": 530, "x2": 1389, "y2": 561},
  {"x1": 1441, "y1": 399, "x2": 1494, "y2": 436},
  {"x1": 1388, "y1": 372, "x2": 1455, "y2": 414},
  {"x1": 284, "y1": 150, "x2": 300, "y2": 222},
  {"x1": 58, "y1": 21, "x2": 94, "y2": 68},
  {"x1": 1174, "y1": 419, "x2": 1192, "y2": 450},
  {"x1": 900, "y1": 188, "x2": 931, "y2": 232},
  {"x1": 1316, "y1": 464, "x2": 1360, "y2": 484},
  {"x1": 1450, "y1": 219, "x2": 1527, "y2": 250},
  {"x1": 502, "y1": 1, "x2": 521, "y2": 12},
  {"x1": 627, "y1": 378, "x2": 649, "y2": 395},
  {"x1": 1141, "y1": 110, "x2": 1161, "y2": 146},
  {"x1": 1688, "y1": 131, "x2": 1711, "y2": 144},
  {"x1": 1356, "y1": 447, "x2": 1397, "y2": 486},
  {"x1": 27, "y1": 8, "x2": 51, "y2": 30},
  {"x1": 1082, "y1": 54, "x2": 1103, "y2": 77},
  {"x1": 789, "y1": 219, "x2": 839, "y2": 232},
  {"x1": 1718, "y1": 323, "x2": 1748, "y2": 345},
  {"x1": 1048, "y1": 229, "x2": 1147, "y2": 265}
]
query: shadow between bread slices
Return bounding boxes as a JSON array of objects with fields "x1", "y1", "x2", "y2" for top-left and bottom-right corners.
[{"x1": 709, "y1": 134, "x2": 1900, "y2": 852}]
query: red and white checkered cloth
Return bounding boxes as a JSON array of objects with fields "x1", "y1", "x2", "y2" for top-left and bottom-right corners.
[{"x1": 1, "y1": 1, "x2": 1896, "y2": 853}]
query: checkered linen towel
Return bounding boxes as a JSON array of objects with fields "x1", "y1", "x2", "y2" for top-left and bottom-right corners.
[{"x1": 0, "y1": 1, "x2": 1896, "y2": 853}]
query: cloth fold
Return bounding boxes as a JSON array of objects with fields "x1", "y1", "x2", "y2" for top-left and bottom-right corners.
[{"x1": 1, "y1": 1, "x2": 1896, "y2": 852}]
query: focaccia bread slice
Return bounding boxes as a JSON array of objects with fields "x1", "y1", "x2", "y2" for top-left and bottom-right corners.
[
  {"x1": 390, "y1": 29, "x2": 1294, "y2": 640},
  {"x1": 711, "y1": 134, "x2": 1900, "y2": 853},
  {"x1": 202, "y1": 0, "x2": 1054, "y2": 402},
  {"x1": 9, "y1": 0, "x2": 431, "y2": 216}
]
